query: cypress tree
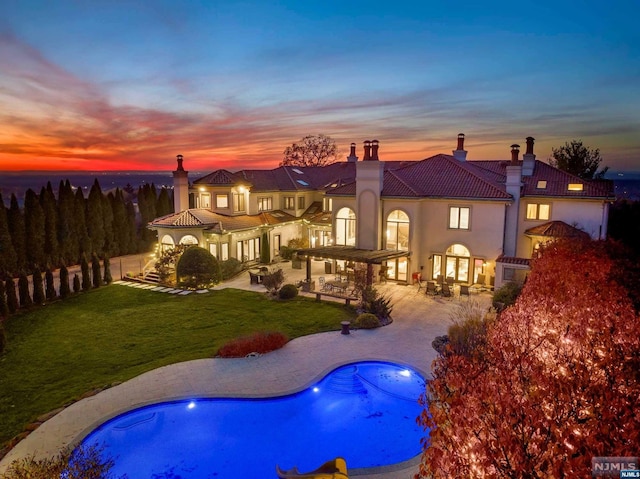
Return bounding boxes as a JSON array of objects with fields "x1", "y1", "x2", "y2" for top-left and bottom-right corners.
[
  {"x1": 45, "y1": 267, "x2": 56, "y2": 301},
  {"x1": 103, "y1": 256, "x2": 113, "y2": 284},
  {"x1": 59, "y1": 265, "x2": 71, "y2": 299},
  {"x1": 18, "y1": 273, "x2": 32, "y2": 308},
  {"x1": 74, "y1": 189, "x2": 91, "y2": 258},
  {"x1": 156, "y1": 187, "x2": 173, "y2": 216},
  {"x1": 110, "y1": 189, "x2": 128, "y2": 256},
  {"x1": 0, "y1": 280, "x2": 8, "y2": 318},
  {"x1": 125, "y1": 200, "x2": 138, "y2": 253},
  {"x1": 0, "y1": 192, "x2": 17, "y2": 275},
  {"x1": 57, "y1": 180, "x2": 79, "y2": 265},
  {"x1": 102, "y1": 193, "x2": 115, "y2": 257},
  {"x1": 81, "y1": 255, "x2": 91, "y2": 291},
  {"x1": 92, "y1": 253, "x2": 102, "y2": 288},
  {"x1": 5, "y1": 278, "x2": 18, "y2": 314},
  {"x1": 7, "y1": 194, "x2": 26, "y2": 271},
  {"x1": 32, "y1": 268, "x2": 45, "y2": 305},
  {"x1": 72, "y1": 273, "x2": 81, "y2": 293},
  {"x1": 40, "y1": 183, "x2": 59, "y2": 267},
  {"x1": 87, "y1": 179, "x2": 105, "y2": 255},
  {"x1": 24, "y1": 189, "x2": 46, "y2": 270}
]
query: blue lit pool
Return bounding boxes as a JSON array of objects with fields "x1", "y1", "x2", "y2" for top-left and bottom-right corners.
[{"x1": 81, "y1": 361, "x2": 426, "y2": 478}]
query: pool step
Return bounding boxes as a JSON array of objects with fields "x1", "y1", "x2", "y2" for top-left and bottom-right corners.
[{"x1": 325, "y1": 366, "x2": 367, "y2": 394}]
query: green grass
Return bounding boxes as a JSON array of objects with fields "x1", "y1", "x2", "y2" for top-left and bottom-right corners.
[{"x1": 0, "y1": 285, "x2": 354, "y2": 447}]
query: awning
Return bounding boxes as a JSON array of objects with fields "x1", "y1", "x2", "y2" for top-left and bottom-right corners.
[{"x1": 294, "y1": 246, "x2": 410, "y2": 264}]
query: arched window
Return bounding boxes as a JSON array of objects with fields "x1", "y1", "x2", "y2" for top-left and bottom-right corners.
[
  {"x1": 386, "y1": 210, "x2": 409, "y2": 251},
  {"x1": 179, "y1": 235, "x2": 199, "y2": 246},
  {"x1": 160, "y1": 234, "x2": 175, "y2": 252},
  {"x1": 335, "y1": 207, "x2": 356, "y2": 246},
  {"x1": 445, "y1": 243, "x2": 470, "y2": 282}
]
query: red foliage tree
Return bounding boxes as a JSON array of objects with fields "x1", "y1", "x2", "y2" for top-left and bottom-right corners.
[{"x1": 418, "y1": 239, "x2": 640, "y2": 478}]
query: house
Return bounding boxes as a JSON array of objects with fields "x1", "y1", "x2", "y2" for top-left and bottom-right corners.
[{"x1": 148, "y1": 135, "x2": 613, "y2": 288}]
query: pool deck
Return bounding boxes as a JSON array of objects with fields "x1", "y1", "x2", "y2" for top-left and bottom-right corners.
[{"x1": 0, "y1": 260, "x2": 492, "y2": 478}]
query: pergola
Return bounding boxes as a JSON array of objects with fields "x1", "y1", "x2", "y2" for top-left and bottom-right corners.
[{"x1": 294, "y1": 246, "x2": 411, "y2": 286}]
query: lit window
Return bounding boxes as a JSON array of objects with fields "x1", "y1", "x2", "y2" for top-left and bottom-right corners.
[
  {"x1": 258, "y1": 197, "x2": 273, "y2": 212},
  {"x1": 526, "y1": 203, "x2": 550, "y2": 220},
  {"x1": 221, "y1": 243, "x2": 229, "y2": 261},
  {"x1": 323, "y1": 197, "x2": 333, "y2": 212},
  {"x1": 200, "y1": 193, "x2": 211, "y2": 208},
  {"x1": 536, "y1": 180, "x2": 547, "y2": 189},
  {"x1": 335, "y1": 207, "x2": 356, "y2": 246},
  {"x1": 386, "y1": 210, "x2": 410, "y2": 251},
  {"x1": 233, "y1": 193, "x2": 245, "y2": 212},
  {"x1": 568, "y1": 183, "x2": 583, "y2": 191},
  {"x1": 449, "y1": 206, "x2": 470, "y2": 230},
  {"x1": 284, "y1": 197, "x2": 295, "y2": 209},
  {"x1": 216, "y1": 194, "x2": 228, "y2": 208}
]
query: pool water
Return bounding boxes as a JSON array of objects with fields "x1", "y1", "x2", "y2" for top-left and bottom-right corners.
[{"x1": 81, "y1": 361, "x2": 427, "y2": 478}]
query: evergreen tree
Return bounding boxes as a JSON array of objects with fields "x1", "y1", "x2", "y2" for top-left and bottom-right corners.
[
  {"x1": 103, "y1": 256, "x2": 113, "y2": 284},
  {"x1": 87, "y1": 179, "x2": 105, "y2": 255},
  {"x1": 74, "y1": 188, "x2": 91, "y2": 257},
  {"x1": 0, "y1": 280, "x2": 8, "y2": 318},
  {"x1": 5, "y1": 277, "x2": 18, "y2": 314},
  {"x1": 92, "y1": 253, "x2": 102, "y2": 288},
  {"x1": 73, "y1": 273, "x2": 81, "y2": 293},
  {"x1": 18, "y1": 273, "x2": 32, "y2": 308},
  {"x1": 110, "y1": 189, "x2": 129, "y2": 256},
  {"x1": 137, "y1": 184, "x2": 158, "y2": 247},
  {"x1": 7, "y1": 194, "x2": 26, "y2": 271},
  {"x1": 59, "y1": 265, "x2": 71, "y2": 298},
  {"x1": 57, "y1": 180, "x2": 79, "y2": 264},
  {"x1": 40, "y1": 183, "x2": 59, "y2": 267},
  {"x1": 32, "y1": 268, "x2": 45, "y2": 304},
  {"x1": 125, "y1": 200, "x2": 138, "y2": 253},
  {"x1": 0, "y1": 192, "x2": 18, "y2": 275},
  {"x1": 156, "y1": 187, "x2": 173, "y2": 216},
  {"x1": 81, "y1": 255, "x2": 91, "y2": 291},
  {"x1": 24, "y1": 189, "x2": 46, "y2": 269},
  {"x1": 102, "y1": 193, "x2": 115, "y2": 256},
  {"x1": 45, "y1": 267, "x2": 56, "y2": 301}
]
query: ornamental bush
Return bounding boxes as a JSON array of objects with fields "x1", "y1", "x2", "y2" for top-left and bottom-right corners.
[
  {"x1": 278, "y1": 283, "x2": 298, "y2": 300},
  {"x1": 492, "y1": 281, "x2": 522, "y2": 310},
  {"x1": 216, "y1": 331, "x2": 289, "y2": 357},
  {"x1": 176, "y1": 246, "x2": 221, "y2": 289},
  {"x1": 353, "y1": 313, "x2": 381, "y2": 329},
  {"x1": 220, "y1": 257, "x2": 242, "y2": 280}
]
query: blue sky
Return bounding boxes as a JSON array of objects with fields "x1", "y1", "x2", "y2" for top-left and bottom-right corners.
[{"x1": 1, "y1": 0, "x2": 638, "y2": 171}]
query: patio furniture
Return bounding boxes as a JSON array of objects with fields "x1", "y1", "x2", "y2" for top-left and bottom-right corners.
[
  {"x1": 472, "y1": 273, "x2": 486, "y2": 291},
  {"x1": 441, "y1": 282, "x2": 453, "y2": 298},
  {"x1": 249, "y1": 271, "x2": 260, "y2": 285},
  {"x1": 426, "y1": 281, "x2": 439, "y2": 296},
  {"x1": 318, "y1": 276, "x2": 329, "y2": 291},
  {"x1": 459, "y1": 284, "x2": 471, "y2": 300}
]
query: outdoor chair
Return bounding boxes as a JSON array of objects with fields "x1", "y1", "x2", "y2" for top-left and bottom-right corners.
[
  {"x1": 436, "y1": 274, "x2": 444, "y2": 286},
  {"x1": 472, "y1": 273, "x2": 486, "y2": 291},
  {"x1": 249, "y1": 271, "x2": 259, "y2": 285},
  {"x1": 318, "y1": 276, "x2": 327, "y2": 291},
  {"x1": 441, "y1": 282, "x2": 453, "y2": 298},
  {"x1": 426, "y1": 281, "x2": 438, "y2": 296},
  {"x1": 459, "y1": 284, "x2": 471, "y2": 300},
  {"x1": 446, "y1": 276, "x2": 454, "y2": 287}
]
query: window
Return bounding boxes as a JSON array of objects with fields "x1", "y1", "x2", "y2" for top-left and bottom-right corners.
[
  {"x1": 432, "y1": 254, "x2": 442, "y2": 280},
  {"x1": 216, "y1": 194, "x2": 229, "y2": 208},
  {"x1": 296, "y1": 179, "x2": 309, "y2": 186},
  {"x1": 200, "y1": 193, "x2": 211, "y2": 208},
  {"x1": 273, "y1": 234, "x2": 281, "y2": 256},
  {"x1": 386, "y1": 210, "x2": 410, "y2": 251},
  {"x1": 503, "y1": 267, "x2": 515, "y2": 282},
  {"x1": 233, "y1": 193, "x2": 245, "y2": 212},
  {"x1": 237, "y1": 237, "x2": 260, "y2": 262},
  {"x1": 298, "y1": 196, "x2": 305, "y2": 209},
  {"x1": 568, "y1": 183, "x2": 583, "y2": 191},
  {"x1": 323, "y1": 197, "x2": 333, "y2": 212},
  {"x1": 179, "y1": 235, "x2": 198, "y2": 245},
  {"x1": 292, "y1": 168, "x2": 303, "y2": 174},
  {"x1": 536, "y1": 180, "x2": 547, "y2": 189},
  {"x1": 258, "y1": 197, "x2": 273, "y2": 212},
  {"x1": 221, "y1": 243, "x2": 229, "y2": 261},
  {"x1": 449, "y1": 206, "x2": 470, "y2": 230},
  {"x1": 284, "y1": 196, "x2": 295, "y2": 209},
  {"x1": 209, "y1": 243, "x2": 217, "y2": 258},
  {"x1": 473, "y1": 258, "x2": 485, "y2": 283},
  {"x1": 445, "y1": 244, "x2": 471, "y2": 282},
  {"x1": 335, "y1": 207, "x2": 356, "y2": 246},
  {"x1": 526, "y1": 203, "x2": 550, "y2": 220}
]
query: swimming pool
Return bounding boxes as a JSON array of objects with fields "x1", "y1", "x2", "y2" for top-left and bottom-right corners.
[{"x1": 81, "y1": 361, "x2": 427, "y2": 478}]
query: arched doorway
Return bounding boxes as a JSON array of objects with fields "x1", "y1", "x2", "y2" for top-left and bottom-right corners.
[
  {"x1": 385, "y1": 210, "x2": 409, "y2": 281},
  {"x1": 160, "y1": 234, "x2": 175, "y2": 252},
  {"x1": 179, "y1": 234, "x2": 199, "y2": 246},
  {"x1": 445, "y1": 244, "x2": 470, "y2": 282},
  {"x1": 335, "y1": 207, "x2": 356, "y2": 246}
]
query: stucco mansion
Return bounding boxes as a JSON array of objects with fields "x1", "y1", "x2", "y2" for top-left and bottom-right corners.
[{"x1": 149, "y1": 134, "x2": 613, "y2": 289}]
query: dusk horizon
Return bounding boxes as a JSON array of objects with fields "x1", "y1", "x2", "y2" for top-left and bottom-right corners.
[{"x1": 2, "y1": 1, "x2": 639, "y2": 172}]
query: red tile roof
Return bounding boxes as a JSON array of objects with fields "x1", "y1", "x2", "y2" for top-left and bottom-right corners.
[
  {"x1": 496, "y1": 255, "x2": 531, "y2": 266},
  {"x1": 149, "y1": 208, "x2": 297, "y2": 233},
  {"x1": 524, "y1": 220, "x2": 590, "y2": 239},
  {"x1": 194, "y1": 169, "x2": 249, "y2": 186}
]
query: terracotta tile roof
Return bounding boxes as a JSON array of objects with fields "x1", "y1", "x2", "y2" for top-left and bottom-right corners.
[
  {"x1": 193, "y1": 169, "x2": 250, "y2": 186},
  {"x1": 149, "y1": 208, "x2": 296, "y2": 233},
  {"x1": 150, "y1": 209, "x2": 221, "y2": 227},
  {"x1": 496, "y1": 255, "x2": 531, "y2": 266},
  {"x1": 524, "y1": 220, "x2": 590, "y2": 239}
]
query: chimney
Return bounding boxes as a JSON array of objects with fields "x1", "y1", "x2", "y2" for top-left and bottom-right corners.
[
  {"x1": 363, "y1": 140, "x2": 371, "y2": 161},
  {"x1": 370, "y1": 139, "x2": 380, "y2": 160},
  {"x1": 346, "y1": 142, "x2": 358, "y2": 162},
  {"x1": 510, "y1": 144, "x2": 520, "y2": 164},
  {"x1": 522, "y1": 137, "x2": 536, "y2": 176},
  {"x1": 453, "y1": 133, "x2": 467, "y2": 161},
  {"x1": 172, "y1": 154, "x2": 189, "y2": 212}
]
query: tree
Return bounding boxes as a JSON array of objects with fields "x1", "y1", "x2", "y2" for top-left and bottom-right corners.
[
  {"x1": 91, "y1": 253, "x2": 103, "y2": 288},
  {"x1": 18, "y1": 273, "x2": 32, "y2": 308},
  {"x1": 0, "y1": 279, "x2": 8, "y2": 318},
  {"x1": 81, "y1": 255, "x2": 91, "y2": 291},
  {"x1": 45, "y1": 267, "x2": 56, "y2": 301},
  {"x1": 57, "y1": 180, "x2": 79, "y2": 264},
  {"x1": 281, "y1": 134, "x2": 338, "y2": 167},
  {"x1": 103, "y1": 256, "x2": 113, "y2": 284},
  {"x1": 87, "y1": 179, "x2": 105, "y2": 255},
  {"x1": 260, "y1": 231, "x2": 270, "y2": 264},
  {"x1": 261, "y1": 267, "x2": 285, "y2": 295},
  {"x1": 549, "y1": 139, "x2": 609, "y2": 179},
  {"x1": 40, "y1": 183, "x2": 59, "y2": 266},
  {"x1": 59, "y1": 265, "x2": 71, "y2": 299},
  {"x1": 7, "y1": 194, "x2": 26, "y2": 271},
  {"x1": 74, "y1": 188, "x2": 91, "y2": 258},
  {"x1": 0, "y1": 192, "x2": 17, "y2": 276},
  {"x1": 32, "y1": 269, "x2": 45, "y2": 305},
  {"x1": 5, "y1": 277, "x2": 18, "y2": 314},
  {"x1": 418, "y1": 239, "x2": 640, "y2": 478},
  {"x1": 24, "y1": 188, "x2": 46, "y2": 270},
  {"x1": 176, "y1": 246, "x2": 221, "y2": 289},
  {"x1": 72, "y1": 273, "x2": 81, "y2": 293}
]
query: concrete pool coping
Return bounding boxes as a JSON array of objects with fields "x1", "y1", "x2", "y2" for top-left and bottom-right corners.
[{"x1": 0, "y1": 261, "x2": 493, "y2": 478}]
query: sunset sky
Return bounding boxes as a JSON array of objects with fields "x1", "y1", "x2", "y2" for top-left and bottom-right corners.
[{"x1": 1, "y1": 0, "x2": 639, "y2": 172}]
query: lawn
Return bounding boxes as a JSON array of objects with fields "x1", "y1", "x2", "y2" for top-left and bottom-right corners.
[{"x1": 0, "y1": 285, "x2": 354, "y2": 448}]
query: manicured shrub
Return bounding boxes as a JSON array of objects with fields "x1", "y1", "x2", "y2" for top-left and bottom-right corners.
[
  {"x1": 0, "y1": 322, "x2": 6, "y2": 354},
  {"x1": 279, "y1": 245, "x2": 293, "y2": 260},
  {"x1": 447, "y1": 301, "x2": 496, "y2": 358},
  {"x1": 5, "y1": 277, "x2": 18, "y2": 314},
  {"x1": 262, "y1": 268, "x2": 285, "y2": 295},
  {"x1": 359, "y1": 286, "x2": 393, "y2": 322},
  {"x1": 353, "y1": 312, "x2": 381, "y2": 329},
  {"x1": 176, "y1": 246, "x2": 221, "y2": 289},
  {"x1": 217, "y1": 331, "x2": 289, "y2": 357},
  {"x1": 18, "y1": 273, "x2": 32, "y2": 308},
  {"x1": 73, "y1": 273, "x2": 81, "y2": 293},
  {"x1": 45, "y1": 267, "x2": 56, "y2": 301},
  {"x1": 493, "y1": 281, "x2": 523, "y2": 310},
  {"x1": 59, "y1": 265, "x2": 71, "y2": 298},
  {"x1": 81, "y1": 255, "x2": 91, "y2": 291},
  {"x1": 220, "y1": 257, "x2": 242, "y2": 280},
  {"x1": 0, "y1": 280, "x2": 8, "y2": 318},
  {"x1": 92, "y1": 254, "x2": 103, "y2": 288},
  {"x1": 278, "y1": 283, "x2": 299, "y2": 300},
  {"x1": 32, "y1": 269, "x2": 45, "y2": 305},
  {"x1": 103, "y1": 256, "x2": 113, "y2": 284}
]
